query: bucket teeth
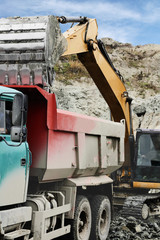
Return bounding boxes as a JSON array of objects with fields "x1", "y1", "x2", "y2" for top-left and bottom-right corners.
[{"x1": 0, "y1": 16, "x2": 67, "y2": 88}]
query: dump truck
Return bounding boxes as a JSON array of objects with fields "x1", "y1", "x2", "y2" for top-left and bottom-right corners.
[{"x1": 0, "y1": 15, "x2": 127, "y2": 240}]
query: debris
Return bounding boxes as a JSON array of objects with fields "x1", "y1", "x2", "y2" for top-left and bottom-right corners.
[{"x1": 108, "y1": 215, "x2": 160, "y2": 239}]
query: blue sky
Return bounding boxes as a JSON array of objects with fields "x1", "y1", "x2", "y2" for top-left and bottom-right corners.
[{"x1": 0, "y1": 0, "x2": 160, "y2": 45}]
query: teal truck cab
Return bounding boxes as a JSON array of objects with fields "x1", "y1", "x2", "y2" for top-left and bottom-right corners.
[
  {"x1": 0, "y1": 86, "x2": 29, "y2": 206},
  {"x1": 0, "y1": 86, "x2": 32, "y2": 238}
]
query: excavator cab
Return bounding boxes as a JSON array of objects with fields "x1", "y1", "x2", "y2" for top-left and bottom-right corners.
[{"x1": 133, "y1": 129, "x2": 160, "y2": 184}]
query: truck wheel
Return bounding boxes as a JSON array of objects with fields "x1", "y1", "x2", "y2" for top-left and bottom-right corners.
[
  {"x1": 90, "y1": 195, "x2": 111, "y2": 240},
  {"x1": 71, "y1": 195, "x2": 92, "y2": 240}
]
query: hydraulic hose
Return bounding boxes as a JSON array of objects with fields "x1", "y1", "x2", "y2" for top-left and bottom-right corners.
[{"x1": 97, "y1": 39, "x2": 124, "y2": 82}]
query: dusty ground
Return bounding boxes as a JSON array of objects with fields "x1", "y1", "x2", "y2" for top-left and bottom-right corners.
[{"x1": 57, "y1": 207, "x2": 160, "y2": 239}]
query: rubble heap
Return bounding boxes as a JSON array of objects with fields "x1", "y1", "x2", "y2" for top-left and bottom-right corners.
[{"x1": 108, "y1": 215, "x2": 160, "y2": 240}]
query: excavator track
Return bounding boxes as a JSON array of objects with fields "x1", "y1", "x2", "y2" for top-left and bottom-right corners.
[
  {"x1": 122, "y1": 196, "x2": 148, "y2": 219},
  {"x1": 122, "y1": 194, "x2": 160, "y2": 219}
]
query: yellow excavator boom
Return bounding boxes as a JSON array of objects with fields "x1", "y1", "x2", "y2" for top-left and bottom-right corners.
[{"x1": 59, "y1": 17, "x2": 132, "y2": 163}]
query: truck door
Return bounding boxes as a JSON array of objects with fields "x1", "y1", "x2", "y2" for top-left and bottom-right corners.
[{"x1": 0, "y1": 100, "x2": 30, "y2": 206}]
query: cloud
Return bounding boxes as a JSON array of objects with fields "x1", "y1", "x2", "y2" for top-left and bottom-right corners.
[
  {"x1": 0, "y1": 0, "x2": 141, "y2": 21},
  {"x1": 98, "y1": 22, "x2": 139, "y2": 44},
  {"x1": 142, "y1": 1, "x2": 160, "y2": 23},
  {"x1": 1, "y1": 0, "x2": 160, "y2": 24},
  {"x1": 0, "y1": 0, "x2": 159, "y2": 44},
  {"x1": 39, "y1": 0, "x2": 141, "y2": 21}
]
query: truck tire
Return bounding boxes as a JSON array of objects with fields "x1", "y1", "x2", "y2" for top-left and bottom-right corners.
[
  {"x1": 71, "y1": 195, "x2": 92, "y2": 240},
  {"x1": 90, "y1": 195, "x2": 111, "y2": 240}
]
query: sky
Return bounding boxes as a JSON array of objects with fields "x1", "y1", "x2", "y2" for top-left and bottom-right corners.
[{"x1": 0, "y1": 0, "x2": 160, "y2": 45}]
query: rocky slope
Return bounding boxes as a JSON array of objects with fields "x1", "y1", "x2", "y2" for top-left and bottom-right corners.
[{"x1": 53, "y1": 38, "x2": 160, "y2": 132}]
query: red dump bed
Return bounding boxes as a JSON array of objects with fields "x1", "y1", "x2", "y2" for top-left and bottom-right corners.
[{"x1": 6, "y1": 85, "x2": 125, "y2": 182}]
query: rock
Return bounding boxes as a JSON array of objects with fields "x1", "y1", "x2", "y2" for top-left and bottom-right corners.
[
  {"x1": 133, "y1": 105, "x2": 146, "y2": 117},
  {"x1": 127, "y1": 216, "x2": 137, "y2": 222},
  {"x1": 121, "y1": 225, "x2": 132, "y2": 232},
  {"x1": 135, "y1": 224, "x2": 142, "y2": 233},
  {"x1": 154, "y1": 222, "x2": 160, "y2": 232}
]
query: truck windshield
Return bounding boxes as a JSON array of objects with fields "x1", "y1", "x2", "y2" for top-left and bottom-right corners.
[
  {"x1": 135, "y1": 132, "x2": 160, "y2": 182},
  {"x1": 0, "y1": 100, "x2": 12, "y2": 134}
]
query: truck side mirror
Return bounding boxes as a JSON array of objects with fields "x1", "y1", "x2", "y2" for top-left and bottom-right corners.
[
  {"x1": 12, "y1": 94, "x2": 28, "y2": 126},
  {"x1": 11, "y1": 93, "x2": 28, "y2": 143},
  {"x1": 11, "y1": 126, "x2": 27, "y2": 142}
]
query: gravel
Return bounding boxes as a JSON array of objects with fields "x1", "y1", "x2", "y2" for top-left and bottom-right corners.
[{"x1": 108, "y1": 213, "x2": 160, "y2": 240}]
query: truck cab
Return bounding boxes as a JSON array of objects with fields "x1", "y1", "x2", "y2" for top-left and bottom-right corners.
[{"x1": 0, "y1": 86, "x2": 30, "y2": 206}]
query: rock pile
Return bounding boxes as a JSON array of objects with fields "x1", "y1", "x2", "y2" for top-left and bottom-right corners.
[
  {"x1": 53, "y1": 79, "x2": 160, "y2": 132},
  {"x1": 108, "y1": 215, "x2": 160, "y2": 240}
]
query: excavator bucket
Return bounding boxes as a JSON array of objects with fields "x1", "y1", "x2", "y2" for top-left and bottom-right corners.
[{"x1": 0, "y1": 16, "x2": 67, "y2": 89}]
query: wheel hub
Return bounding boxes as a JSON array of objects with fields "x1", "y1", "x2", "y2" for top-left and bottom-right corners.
[{"x1": 100, "y1": 209, "x2": 108, "y2": 235}]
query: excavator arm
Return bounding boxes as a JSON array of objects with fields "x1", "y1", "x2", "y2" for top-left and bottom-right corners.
[
  {"x1": 59, "y1": 17, "x2": 160, "y2": 220},
  {"x1": 59, "y1": 17, "x2": 132, "y2": 148}
]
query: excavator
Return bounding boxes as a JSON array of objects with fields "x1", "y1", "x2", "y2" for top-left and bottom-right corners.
[
  {"x1": 0, "y1": 14, "x2": 159, "y2": 240},
  {"x1": 59, "y1": 16, "x2": 160, "y2": 220}
]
